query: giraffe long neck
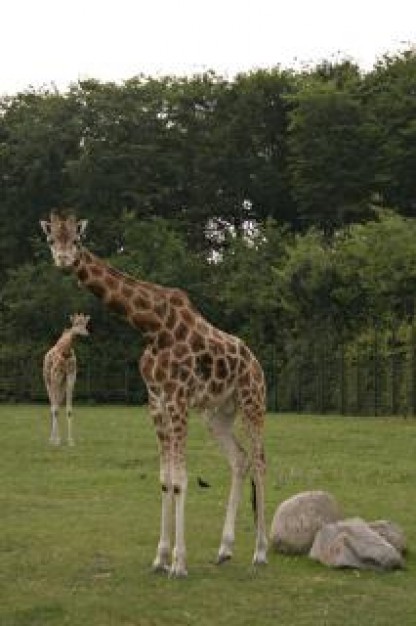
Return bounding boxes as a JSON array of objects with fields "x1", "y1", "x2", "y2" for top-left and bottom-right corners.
[
  {"x1": 72, "y1": 248, "x2": 170, "y2": 337},
  {"x1": 55, "y1": 329, "x2": 75, "y2": 357}
]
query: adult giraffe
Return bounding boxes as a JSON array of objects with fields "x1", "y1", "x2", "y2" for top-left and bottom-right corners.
[
  {"x1": 40, "y1": 210, "x2": 267, "y2": 577},
  {"x1": 43, "y1": 312, "x2": 90, "y2": 445}
]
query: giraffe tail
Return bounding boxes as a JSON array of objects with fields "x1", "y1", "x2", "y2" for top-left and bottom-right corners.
[{"x1": 250, "y1": 477, "x2": 258, "y2": 523}]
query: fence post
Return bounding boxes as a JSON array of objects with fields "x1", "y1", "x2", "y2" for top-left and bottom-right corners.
[
  {"x1": 412, "y1": 320, "x2": 416, "y2": 417},
  {"x1": 391, "y1": 325, "x2": 398, "y2": 415},
  {"x1": 272, "y1": 343, "x2": 278, "y2": 412},
  {"x1": 297, "y1": 364, "x2": 302, "y2": 413},
  {"x1": 373, "y1": 323, "x2": 379, "y2": 417},
  {"x1": 124, "y1": 363, "x2": 129, "y2": 403},
  {"x1": 339, "y1": 342, "x2": 346, "y2": 415}
]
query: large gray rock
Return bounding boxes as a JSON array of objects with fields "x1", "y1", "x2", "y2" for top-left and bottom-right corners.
[
  {"x1": 310, "y1": 517, "x2": 404, "y2": 571},
  {"x1": 270, "y1": 490, "x2": 343, "y2": 554}
]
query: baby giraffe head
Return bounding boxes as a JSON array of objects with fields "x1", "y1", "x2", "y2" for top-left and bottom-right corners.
[
  {"x1": 69, "y1": 313, "x2": 90, "y2": 337},
  {"x1": 40, "y1": 210, "x2": 88, "y2": 268}
]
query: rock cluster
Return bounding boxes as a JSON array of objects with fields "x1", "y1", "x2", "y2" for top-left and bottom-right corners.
[{"x1": 270, "y1": 490, "x2": 406, "y2": 571}]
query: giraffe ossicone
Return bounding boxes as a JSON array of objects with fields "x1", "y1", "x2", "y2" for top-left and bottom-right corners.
[
  {"x1": 40, "y1": 210, "x2": 268, "y2": 576},
  {"x1": 43, "y1": 312, "x2": 90, "y2": 446}
]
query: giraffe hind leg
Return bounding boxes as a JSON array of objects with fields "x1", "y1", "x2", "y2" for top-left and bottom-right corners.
[
  {"x1": 241, "y1": 402, "x2": 268, "y2": 565},
  {"x1": 205, "y1": 401, "x2": 250, "y2": 564},
  {"x1": 49, "y1": 404, "x2": 61, "y2": 445},
  {"x1": 66, "y1": 373, "x2": 76, "y2": 446}
]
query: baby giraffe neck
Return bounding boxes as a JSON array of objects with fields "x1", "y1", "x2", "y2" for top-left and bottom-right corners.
[{"x1": 55, "y1": 329, "x2": 75, "y2": 356}]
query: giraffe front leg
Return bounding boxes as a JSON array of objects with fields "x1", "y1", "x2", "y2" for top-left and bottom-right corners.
[
  {"x1": 170, "y1": 470, "x2": 188, "y2": 578},
  {"x1": 152, "y1": 473, "x2": 173, "y2": 573},
  {"x1": 151, "y1": 407, "x2": 173, "y2": 574},
  {"x1": 150, "y1": 396, "x2": 188, "y2": 577},
  {"x1": 169, "y1": 411, "x2": 188, "y2": 578}
]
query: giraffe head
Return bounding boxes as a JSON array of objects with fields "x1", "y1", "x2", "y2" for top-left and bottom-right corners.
[
  {"x1": 40, "y1": 211, "x2": 88, "y2": 268},
  {"x1": 69, "y1": 313, "x2": 90, "y2": 336}
]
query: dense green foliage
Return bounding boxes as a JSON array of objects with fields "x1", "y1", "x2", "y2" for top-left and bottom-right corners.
[{"x1": 1, "y1": 50, "x2": 416, "y2": 408}]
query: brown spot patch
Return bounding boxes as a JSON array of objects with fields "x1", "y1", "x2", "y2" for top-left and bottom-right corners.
[
  {"x1": 215, "y1": 357, "x2": 229, "y2": 380},
  {"x1": 190, "y1": 332, "x2": 205, "y2": 352},
  {"x1": 182, "y1": 355, "x2": 194, "y2": 370},
  {"x1": 166, "y1": 309, "x2": 177, "y2": 330},
  {"x1": 76, "y1": 267, "x2": 89, "y2": 282},
  {"x1": 155, "y1": 365, "x2": 167, "y2": 383},
  {"x1": 157, "y1": 331, "x2": 174, "y2": 350},
  {"x1": 133, "y1": 295, "x2": 150, "y2": 309},
  {"x1": 175, "y1": 322, "x2": 189, "y2": 341},
  {"x1": 178, "y1": 366, "x2": 191, "y2": 382},
  {"x1": 173, "y1": 343, "x2": 189, "y2": 360},
  {"x1": 154, "y1": 300, "x2": 168, "y2": 319},
  {"x1": 164, "y1": 380, "x2": 177, "y2": 396},
  {"x1": 197, "y1": 352, "x2": 213, "y2": 379},
  {"x1": 209, "y1": 380, "x2": 225, "y2": 395},
  {"x1": 132, "y1": 314, "x2": 160, "y2": 333},
  {"x1": 239, "y1": 371, "x2": 251, "y2": 387}
]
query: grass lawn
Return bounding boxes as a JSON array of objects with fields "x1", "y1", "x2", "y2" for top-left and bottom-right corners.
[{"x1": 0, "y1": 404, "x2": 415, "y2": 626}]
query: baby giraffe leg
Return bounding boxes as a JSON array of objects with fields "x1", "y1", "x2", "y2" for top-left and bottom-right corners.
[
  {"x1": 49, "y1": 404, "x2": 61, "y2": 445},
  {"x1": 66, "y1": 373, "x2": 76, "y2": 446}
]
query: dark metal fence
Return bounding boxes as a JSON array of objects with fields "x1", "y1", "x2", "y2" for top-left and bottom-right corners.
[
  {"x1": 2, "y1": 328, "x2": 416, "y2": 416},
  {"x1": 263, "y1": 326, "x2": 416, "y2": 416}
]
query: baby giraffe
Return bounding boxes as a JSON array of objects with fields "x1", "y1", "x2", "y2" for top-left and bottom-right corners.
[{"x1": 43, "y1": 313, "x2": 90, "y2": 445}]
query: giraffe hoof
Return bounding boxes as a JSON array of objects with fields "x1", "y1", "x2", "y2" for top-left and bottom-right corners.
[
  {"x1": 252, "y1": 554, "x2": 268, "y2": 566},
  {"x1": 152, "y1": 562, "x2": 170, "y2": 575},
  {"x1": 169, "y1": 565, "x2": 188, "y2": 578},
  {"x1": 216, "y1": 553, "x2": 232, "y2": 565}
]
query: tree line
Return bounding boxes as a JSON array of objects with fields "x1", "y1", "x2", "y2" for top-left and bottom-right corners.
[{"x1": 1, "y1": 50, "x2": 416, "y2": 406}]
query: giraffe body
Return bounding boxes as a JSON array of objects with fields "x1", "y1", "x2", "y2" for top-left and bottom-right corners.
[
  {"x1": 43, "y1": 313, "x2": 90, "y2": 445},
  {"x1": 41, "y1": 212, "x2": 267, "y2": 575}
]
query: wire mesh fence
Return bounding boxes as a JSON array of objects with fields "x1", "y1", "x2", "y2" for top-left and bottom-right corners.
[{"x1": 2, "y1": 327, "x2": 416, "y2": 416}]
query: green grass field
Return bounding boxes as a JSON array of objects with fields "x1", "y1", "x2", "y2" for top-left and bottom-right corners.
[{"x1": 1, "y1": 404, "x2": 415, "y2": 626}]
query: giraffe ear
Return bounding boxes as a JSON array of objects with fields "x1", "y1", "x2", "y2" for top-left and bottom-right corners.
[
  {"x1": 76, "y1": 220, "x2": 88, "y2": 239},
  {"x1": 40, "y1": 220, "x2": 51, "y2": 237}
]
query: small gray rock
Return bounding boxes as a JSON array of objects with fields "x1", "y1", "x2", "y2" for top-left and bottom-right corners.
[{"x1": 310, "y1": 518, "x2": 404, "y2": 571}]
